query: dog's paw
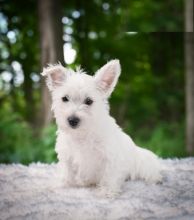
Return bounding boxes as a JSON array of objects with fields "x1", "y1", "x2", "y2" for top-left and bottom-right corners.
[
  {"x1": 57, "y1": 177, "x2": 75, "y2": 188},
  {"x1": 145, "y1": 173, "x2": 163, "y2": 184},
  {"x1": 156, "y1": 174, "x2": 164, "y2": 184}
]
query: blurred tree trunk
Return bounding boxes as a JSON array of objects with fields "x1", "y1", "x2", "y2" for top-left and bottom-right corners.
[
  {"x1": 37, "y1": 0, "x2": 64, "y2": 128},
  {"x1": 185, "y1": 0, "x2": 194, "y2": 154},
  {"x1": 23, "y1": 64, "x2": 34, "y2": 124}
]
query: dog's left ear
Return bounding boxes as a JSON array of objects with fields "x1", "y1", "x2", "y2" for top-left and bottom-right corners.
[{"x1": 94, "y1": 59, "x2": 121, "y2": 97}]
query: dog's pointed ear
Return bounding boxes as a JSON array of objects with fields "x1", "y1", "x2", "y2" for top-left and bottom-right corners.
[
  {"x1": 94, "y1": 59, "x2": 121, "y2": 97},
  {"x1": 41, "y1": 64, "x2": 67, "y2": 91}
]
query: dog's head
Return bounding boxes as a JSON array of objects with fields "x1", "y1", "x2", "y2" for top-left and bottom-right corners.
[{"x1": 41, "y1": 60, "x2": 121, "y2": 132}]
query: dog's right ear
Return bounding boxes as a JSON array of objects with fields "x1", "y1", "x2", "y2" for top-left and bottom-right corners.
[{"x1": 41, "y1": 64, "x2": 66, "y2": 91}]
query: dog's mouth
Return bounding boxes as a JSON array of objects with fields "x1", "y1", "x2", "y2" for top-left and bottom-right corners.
[
  {"x1": 68, "y1": 123, "x2": 80, "y2": 129},
  {"x1": 69, "y1": 124, "x2": 80, "y2": 129}
]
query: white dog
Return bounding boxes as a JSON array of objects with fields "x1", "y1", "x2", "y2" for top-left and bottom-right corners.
[{"x1": 42, "y1": 60, "x2": 162, "y2": 197}]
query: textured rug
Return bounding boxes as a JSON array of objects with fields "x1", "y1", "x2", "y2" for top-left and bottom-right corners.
[{"x1": 0, "y1": 158, "x2": 194, "y2": 220}]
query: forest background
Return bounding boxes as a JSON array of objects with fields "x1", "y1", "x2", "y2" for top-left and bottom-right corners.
[{"x1": 0, "y1": 0, "x2": 193, "y2": 164}]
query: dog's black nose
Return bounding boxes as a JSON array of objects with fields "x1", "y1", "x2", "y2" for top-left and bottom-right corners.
[{"x1": 67, "y1": 116, "x2": 80, "y2": 128}]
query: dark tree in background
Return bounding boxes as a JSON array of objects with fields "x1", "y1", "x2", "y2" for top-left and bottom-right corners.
[
  {"x1": 185, "y1": 0, "x2": 194, "y2": 154},
  {"x1": 38, "y1": 0, "x2": 64, "y2": 128}
]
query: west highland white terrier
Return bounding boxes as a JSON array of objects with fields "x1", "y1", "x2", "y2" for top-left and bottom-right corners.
[{"x1": 42, "y1": 60, "x2": 162, "y2": 197}]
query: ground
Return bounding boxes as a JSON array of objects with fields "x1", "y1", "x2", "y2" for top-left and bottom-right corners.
[{"x1": 0, "y1": 158, "x2": 194, "y2": 220}]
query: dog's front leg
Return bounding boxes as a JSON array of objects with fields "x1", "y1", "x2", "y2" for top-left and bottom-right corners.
[
  {"x1": 57, "y1": 161, "x2": 77, "y2": 187},
  {"x1": 97, "y1": 162, "x2": 125, "y2": 198}
]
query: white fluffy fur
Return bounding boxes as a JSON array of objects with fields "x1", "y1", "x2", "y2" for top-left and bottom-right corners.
[{"x1": 41, "y1": 60, "x2": 162, "y2": 197}]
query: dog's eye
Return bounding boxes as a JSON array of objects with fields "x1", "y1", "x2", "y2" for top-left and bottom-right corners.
[
  {"x1": 84, "y1": 97, "x2": 93, "y2": 106},
  {"x1": 62, "y1": 96, "x2": 69, "y2": 102}
]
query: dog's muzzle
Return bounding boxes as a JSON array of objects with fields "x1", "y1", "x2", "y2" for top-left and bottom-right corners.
[{"x1": 67, "y1": 116, "x2": 80, "y2": 128}]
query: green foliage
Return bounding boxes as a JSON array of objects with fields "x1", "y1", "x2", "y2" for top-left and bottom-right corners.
[
  {"x1": 0, "y1": 109, "x2": 35, "y2": 163},
  {"x1": 0, "y1": 106, "x2": 57, "y2": 164},
  {"x1": 35, "y1": 124, "x2": 57, "y2": 163},
  {"x1": 131, "y1": 122, "x2": 186, "y2": 158},
  {"x1": 128, "y1": 0, "x2": 183, "y2": 31}
]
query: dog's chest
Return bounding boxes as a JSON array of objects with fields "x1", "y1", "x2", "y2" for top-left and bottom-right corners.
[{"x1": 67, "y1": 137, "x2": 106, "y2": 183}]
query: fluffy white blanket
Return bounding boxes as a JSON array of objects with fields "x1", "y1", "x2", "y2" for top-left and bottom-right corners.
[{"x1": 0, "y1": 158, "x2": 194, "y2": 220}]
